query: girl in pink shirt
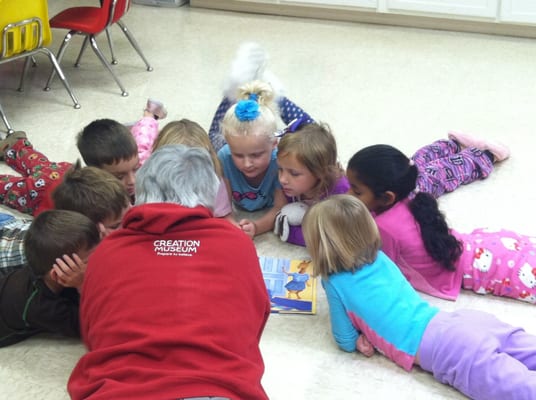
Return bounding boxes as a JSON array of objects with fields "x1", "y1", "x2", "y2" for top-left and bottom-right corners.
[
  {"x1": 151, "y1": 119, "x2": 233, "y2": 220},
  {"x1": 346, "y1": 144, "x2": 536, "y2": 304}
]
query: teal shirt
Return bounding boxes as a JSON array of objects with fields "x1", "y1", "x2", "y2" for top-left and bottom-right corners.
[{"x1": 322, "y1": 251, "x2": 439, "y2": 371}]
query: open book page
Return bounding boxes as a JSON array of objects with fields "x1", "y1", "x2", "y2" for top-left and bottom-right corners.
[{"x1": 258, "y1": 256, "x2": 317, "y2": 314}]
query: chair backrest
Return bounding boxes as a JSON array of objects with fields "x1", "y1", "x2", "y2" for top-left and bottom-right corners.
[
  {"x1": 102, "y1": 0, "x2": 132, "y2": 28},
  {"x1": 0, "y1": 0, "x2": 52, "y2": 58}
]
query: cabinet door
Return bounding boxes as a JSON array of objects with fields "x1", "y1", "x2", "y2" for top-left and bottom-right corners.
[
  {"x1": 281, "y1": 0, "x2": 378, "y2": 8},
  {"x1": 387, "y1": 0, "x2": 498, "y2": 18},
  {"x1": 501, "y1": 0, "x2": 536, "y2": 23}
]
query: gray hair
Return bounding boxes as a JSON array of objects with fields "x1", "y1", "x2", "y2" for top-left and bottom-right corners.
[{"x1": 135, "y1": 145, "x2": 219, "y2": 210}]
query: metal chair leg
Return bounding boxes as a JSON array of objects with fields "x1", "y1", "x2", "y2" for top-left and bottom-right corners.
[
  {"x1": 88, "y1": 35, "x2": 128, "y2": 96},
  {"x1": 0, "y1": 102, "x2": 15, "y2": 135},
  {"x1": 41, "y1": 48, "x2": 80, "y2": 109},
  {"x1": 75, "y1": 30, "x2": 117, "y2": 66},
  {"x1": 116, "y1": 20, "x2": 153, "y2": 72},
  {"x1": 105, "y1": 28, "x2": 118, "y2": 65},
  {"x1": 17, "y1": 56, "x2": 32, "y2": 92},
  {"x1": 75, "y1": 36, "x2": 90, "y2": 67},
  {"x1": 45, "y1": 31, "x2": 74, "y2": 91}
]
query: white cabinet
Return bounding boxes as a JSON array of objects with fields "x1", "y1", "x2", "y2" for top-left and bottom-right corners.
[
  {"x1": 281, "y1": 0, "x2": 377, "y2": 8},
  {"x1": 191, "y1": 0, "x2": 536, "y2": 37},
  {"x1": 500, "y1": 0, "x2": 536, "y2": 23},
  {"x1": 387, "y1": 0, "x2": 499, "y2": 18}
]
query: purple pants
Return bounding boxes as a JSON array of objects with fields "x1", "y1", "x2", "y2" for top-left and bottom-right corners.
[
  {"x1": 419, "y1": 309, "x2": 536, "y2": 400},
  {"x1": 412, "y1": 139, "x2": 494, "y2": 199}
]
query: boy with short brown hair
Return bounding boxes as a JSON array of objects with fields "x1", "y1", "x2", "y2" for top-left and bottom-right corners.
[
  {"x1": 0, "y1": 163, "x2": 130, "y2": 276},
  {"x1": 76, "y1": 118, "x2": 139, "y2": 202},
  {"x1": 0, "y1": 210, "x2": 100, "y2": 347}
]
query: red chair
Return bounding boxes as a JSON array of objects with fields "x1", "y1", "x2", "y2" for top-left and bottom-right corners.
[{"x1": 45, "y1": 0, "x2": 152, "y2": 97}]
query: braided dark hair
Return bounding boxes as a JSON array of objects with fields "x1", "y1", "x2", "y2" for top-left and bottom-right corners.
[{"x1": 347, "y1": 144, "x2": 461, "y2": 270}]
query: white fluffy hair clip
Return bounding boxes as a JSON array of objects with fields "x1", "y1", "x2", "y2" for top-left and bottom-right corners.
[{"x1": 223, "y1": 42, "x2": 285, "y2": 101}]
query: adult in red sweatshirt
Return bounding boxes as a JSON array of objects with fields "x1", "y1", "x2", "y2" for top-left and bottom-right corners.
[{"x1": 68, "y1": 145, "x2": 271, "y2": 400}]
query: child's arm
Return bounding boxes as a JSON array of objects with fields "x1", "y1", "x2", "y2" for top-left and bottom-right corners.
[
  {"x1": 222, "y1": 177, "x2": 234, "y2": 211},
  {"x1": 322, "y1": 279, "x2": 359, "y2": 352},
  {"x1": 239, "y1": 188, "x2": 287, "y2": 238},
  {"x1": 214, "y1": 178, "x2": 235, "y2": 221},
  {"x1": 52, "y1": 253, "x2": 87, "y2": 293},
  {"x1": 217, "y1": 177, "x2": 240, "y2": 227}
]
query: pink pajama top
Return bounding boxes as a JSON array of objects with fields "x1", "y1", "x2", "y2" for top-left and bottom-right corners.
[{"x1": 374, "y1": 200, "x2": 464, "y2": 300}]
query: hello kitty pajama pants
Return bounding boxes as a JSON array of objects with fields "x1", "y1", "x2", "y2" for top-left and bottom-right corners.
[
  {"x1": 208, "y1": 96, "x2": 314, "y2": 152},
  {"x1": 455, "y1": 228, "x2": 536, "y2": 304},
  {"x1": 0, "y1": 138, "x2": 71, "y2": 216},
  {"x1": 411, "y1": 139, "x2": 494, "y2": 199},
  {"x1": 419, "y1": 309, "x2": 536, "y2": 400}
]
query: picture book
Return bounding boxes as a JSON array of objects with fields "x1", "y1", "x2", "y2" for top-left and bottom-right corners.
[{"x1": 258, "y1": 256, "x2": 317, "y2": 315}]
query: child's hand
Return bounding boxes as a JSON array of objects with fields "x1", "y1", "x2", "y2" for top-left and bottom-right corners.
[
  {"x1": 238, "y1": 219, "x2": 256, "y2": 238},
  {"x1": 357, "y1": 335, "x2": 375, "y2": 357},
  {"x1": 52, "y1": 253, "x2": 87, "y2": 291}
]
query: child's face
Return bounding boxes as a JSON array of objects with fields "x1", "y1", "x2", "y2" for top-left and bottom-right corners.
[
  {"x1": 101, "y1": 156, "x2": 139, "y2": 198},
  {"x1": 98, "y1": 205, "x2": 131, "y2": 238},
  {"x1": 277, "y1": 153, "x2": 318, "y2": 199},
  {"x1": 346, "y1": 168, "x2": 384, "y2": 213},
  {"x1": 226, "y1": 135, "x2": 275, "y2": 182}
]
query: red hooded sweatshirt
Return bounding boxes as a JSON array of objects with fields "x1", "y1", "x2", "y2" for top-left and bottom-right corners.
[{"x1": 68, "y1": 203, "x2": 271, "y2": 400}]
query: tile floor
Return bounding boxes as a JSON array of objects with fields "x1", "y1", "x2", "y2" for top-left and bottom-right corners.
[{"x1": 1, "y1": 2, "x2": 535, "y2": 399}]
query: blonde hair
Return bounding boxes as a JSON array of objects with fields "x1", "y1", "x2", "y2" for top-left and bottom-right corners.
[
  {"x1": 152, "y1": 119, "x2": 222, "y2": 177},
  {"x1": 302, "y1": 195, "x2": 382, "y2": 279},
  {"x1": 277, "y1": 122, "x2": 343, "y2": 200},
  {"x1": 220, "y1": 80, "x2": 278, "y2": 142}
]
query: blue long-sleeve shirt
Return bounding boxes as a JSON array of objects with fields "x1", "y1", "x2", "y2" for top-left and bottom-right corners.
[{"x1": 322, "y1": 251, "x2": 439, "y2": 371}]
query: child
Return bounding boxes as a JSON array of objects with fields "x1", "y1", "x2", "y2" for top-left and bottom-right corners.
[
  {"x1": 0, "y1": 210, "x2": 100, "y2": 347},
  {"x1": 76, "y1": 118, "x2": 139, "y2": 202},
  {"x1": 411, "y1": 131, "x2": 509, "y2": 198},
  {"x1": 52, "y1": 162, "x2": 131, "y2": 237},
  {"x1": 218, "y1": 80, "x2": 288, "y2": 238},
  {"x1": 274, "y1": 121, "x2": 349, "y2": 246},
  {"x1": 302, "y1": 195, "x2": 536, "y2": 400},
  {"x1": 0, "y1": 131, "x2": 73, "y2": 216},
  {"x1": 346, "y1": 144, "x2": 536, "y2": 304},
  {"x1": 152, "y1": 119, "x2": 233, "y2": 219},
  {"x1": 0, "y1": 163, "x2": 130, "y2": 276},
  {"x1": 129, "y1": 98, "x2": 168, "y2": 165},
  {"x1": 209, "y1": 42, "x2": 314, "y2": 153}
]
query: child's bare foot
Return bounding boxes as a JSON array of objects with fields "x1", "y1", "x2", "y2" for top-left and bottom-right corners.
[
  {"x1": 448, "y1": 130, "x2": 510, "y2": 162},
  {"x1": 144, "y1": 99, "x2": 167, "y2": 120}
]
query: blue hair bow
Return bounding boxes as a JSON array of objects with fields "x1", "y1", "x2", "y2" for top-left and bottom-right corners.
[{"x1": 235, "y1": 98, "x2": 260, "y2": 122}]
